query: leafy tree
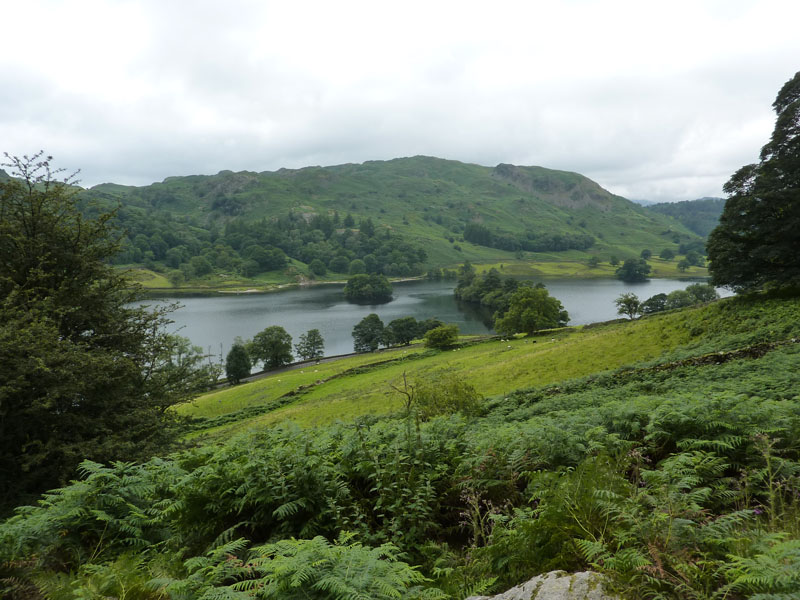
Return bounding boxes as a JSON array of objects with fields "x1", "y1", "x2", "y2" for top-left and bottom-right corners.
[
  {"x1": 686, "y1": 283, "x2": 719, "y2": 304},
  {"x1": 329, "y1": 255, "x2": 350, "y2": 273},
  {"x1": 494, "y1": 286, "x2": 569, "y2": 336},
  {"x1": 685, "y1": 250, "x2": 703, "y2": 267},
  {"x1": 609, "y1": 255, "x2": 620, "y2": 266},
  {"x1": 665, "y1": 289, "x2": 694, "y2": 310},
  {"x1": 295, "y1": 329, "x2": 325, "y2": 361},
  {"x1": 416, "y1": 318, "x2": 444, "y2": 338},
  {"x1": 614, "y1": 292, "x2": 641, "y2": 320},
  {"x1": 226, "y1": 343, "x2": 251, "y2": 384},
  {"x1": 615, "y1": 258, "x2": 651, "y2": 282},
  {"x1": 424, "y1": 324, "x2": 459, "y2": 349},
  {"x1": 343, "y1": 273, "x2": 393, "y2": 303},
  {"x1": 249, "y1": 325, "x2": 293, "y2": 368},
  {"x1": 677, "y1": 259, "x2": 691, "y2": 272},
  {"x1": 587, "y1": 256, "x2": 600, "y2": 268},
  {"x1": 168, "y1": 270, "x2": 185, "y2": 287},
  {"x1": 309, "y1": 258, "x2": 327, "y2": 277},
  {"x1": 660, "y1": 248, "x2": 675, "y2": 260},
  {"x1": 0, "y1": 152, "x2": 215, "y2": 509},
  {"x1": 386, "y1": 316, "x2": 419, "y2": 346},
  {"x1": 348, "y1": 258, "x2": 366, "y2": 275},
  {"x1": 641, "y1": 293, "x2": 668, "y2": 314},
  {"x1": 352, "y1": 313, "x2": 385, "y2": 353},
  {"x1": 640, "y1": 249, "x2": 652, "y2": 260},
  {"x1": 708, "y1": 71, "x2": 800, "y2": 291}
]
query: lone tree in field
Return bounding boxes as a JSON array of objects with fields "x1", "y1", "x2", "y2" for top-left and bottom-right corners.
[
  {"x1": 615, "y1": 292, "x2": 641, "y2": 320},
  {"x1": 0, "y1": 152, "x2": 216, "y2": 509},
  {"x1": 226, "y1": 343, "x2": 252, "y2": 384},
  {"x1": 295, "y1": 328, "x2": 325, "y2": 360},
  {"x1": 708, "y1": 71, "x2": 800, "y2": 292},
  {"x1": 250, "y1": 325, "x2": 293, "y2": 368}
]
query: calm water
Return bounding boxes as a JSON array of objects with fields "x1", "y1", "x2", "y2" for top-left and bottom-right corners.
[{"x1": 144, "y1": 278, "x2": 725, "y2": 360}]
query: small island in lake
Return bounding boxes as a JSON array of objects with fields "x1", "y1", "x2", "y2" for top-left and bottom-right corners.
[{"x1": 343, "y1": 273, "x2": 393, "y2": 304}]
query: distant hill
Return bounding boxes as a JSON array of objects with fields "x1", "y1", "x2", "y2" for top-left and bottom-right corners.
[
  {"x1": 79, "y1": 156, "x2": 703, "y2": 282},
  {"x1": 645, "y1": 197, "x2": 725, "y2": 238}
]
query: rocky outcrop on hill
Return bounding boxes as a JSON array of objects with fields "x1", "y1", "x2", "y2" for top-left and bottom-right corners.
[{"x1": 467, "y1": 570, "x2": 619, "y2": 600}]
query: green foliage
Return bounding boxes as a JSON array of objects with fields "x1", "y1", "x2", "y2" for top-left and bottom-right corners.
[
  {"x1": 0, "y1": 153, "x2": 215, "y2": 511},
  {"x1": 353, "y1": 313, "x2": 386, "y2": 353},
  {"x1": 249, "y1": 326, "x2": 293, "y2": 368},
  {"x1": 424, "y1": 324, "x2": 459, "y2": 349},
  {"x1": 641, "y1": 292, "x2": 667, "y2": 314},
  {"x1": 386, "y1": 316, "x2": 420, "y2": 346},
  {"x1": 454, "y1": 266, "x2": 523, "y2": 326},
  {"x1": 660, "y1": 248, "x2": 676, "y2": 260},
  {"x1": 226, "y1": 343, "x2": 252, "y2": 384},
  {"x1": 640, "y1": 283, "x2": 720, "y2": 316},
  {"x1": 343, "y1": 273, "x2": 393, "y2": 303},
  {"x1": 708, "y1": 71, "x2": 800, "y2": 292},
  {"x1": 615, "y1": 258, "x2": 651, "y2": 282},
  {"x1": 614, "y1": 292, "x2": 641, "y2": 319},
  {"x1": 647, "y1": 197, "x2": 726, "y2": 238},
  {"x1": 412, "y1": 374, "x2": 483, "y2": 421},
  {"x1": 294, "y1": 329, "x2": 325, "y2": 361},
  {"x1": 309, "y1": 257, "x2": 327, "y2": 276},
  {"x1": 4, "y1": 292, "x2": 800, "y2": 598},
  {"x1": 494, "y1": 286, "x2": 569, "y2": 336}
]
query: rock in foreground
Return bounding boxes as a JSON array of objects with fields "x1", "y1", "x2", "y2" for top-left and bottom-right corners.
[{"x1": 467, "y1": 570, "x2": 618, "y2": 600}]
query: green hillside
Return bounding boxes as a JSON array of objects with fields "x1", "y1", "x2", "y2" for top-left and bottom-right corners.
[
  {"x1": 82, "y1": 157, "x2": 705, "y2": 290},
  {"x1": 4, "y1": 293, "x2": 800, "y2": 598},
  {"x1": 646, "y1": 196, "x2": 726, "y2": 238}
]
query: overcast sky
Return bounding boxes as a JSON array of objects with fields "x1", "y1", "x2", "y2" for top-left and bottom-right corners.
[{"x1": 2, "y1": 0, "x2": 798, "y2": 202}]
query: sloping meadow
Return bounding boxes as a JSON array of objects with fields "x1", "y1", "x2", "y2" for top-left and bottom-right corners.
[{"x1": 3, "y1": 294, "x2": 800, "y2": 599}]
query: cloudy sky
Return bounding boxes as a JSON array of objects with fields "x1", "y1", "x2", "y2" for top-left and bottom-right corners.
[{"x1": 2, "y1": 0, "x2": 798, "y2": 201}]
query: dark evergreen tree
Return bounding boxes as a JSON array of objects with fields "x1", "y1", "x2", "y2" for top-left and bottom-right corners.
[
  {"x1": 0, "y1": 153, "x2": 215, "y2": 510},
  {"x1": 708, "y1": 71, "x2": 800, "y2": 291},
  {"x1": 225, "y1": 343, "x2": 251, "y2": 384}
]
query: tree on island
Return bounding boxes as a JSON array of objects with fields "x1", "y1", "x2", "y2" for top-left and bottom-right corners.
[
  {"x1": 295, "y1": 329, "x2": 325, "y2": 361},
  {"x1": 708, "y1": 71, "x2": 800, "y2": 292},
  {"x1": 615, "y1": 258, "x2": 651, "y2": 282},
  {"x1": 494, "y1": 286, "x2": 569, "y2": 336},
  {"x1": 343, "y1": 273, "x2": 393, "y2": 303},
  {"x1": 0, "y1": 152, "x2": 217, "y2": 508},
  {"x1": 249, "y1": 325, "x2": 293, "y2": 368},
  {"x1": 352, "y1": 313, "x2": 386, "y2": 353},
  {"x1": 615, "y1": 292, "x2": 641, "y2": 320},
  {"x1": 226, "y1": 343, "x2": 252, "y2": 384}
]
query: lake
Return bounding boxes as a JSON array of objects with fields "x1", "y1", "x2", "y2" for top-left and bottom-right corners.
[{"x1": 144, "y1": 278, "x2": 724, "y2": 361}]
